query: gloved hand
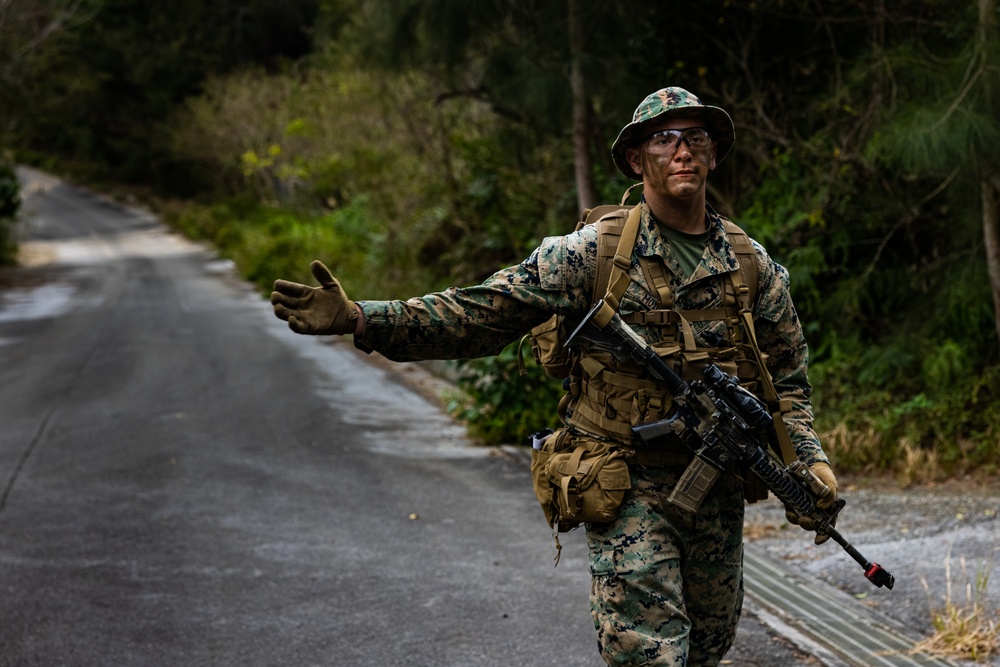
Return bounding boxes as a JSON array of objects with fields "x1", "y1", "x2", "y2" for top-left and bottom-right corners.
[
  {"x1": 271, "y1": 260, "x2": 359, "y2": 335},
  {"x1": 785, "y1": 462, "x2": 838, "y2": 545}
]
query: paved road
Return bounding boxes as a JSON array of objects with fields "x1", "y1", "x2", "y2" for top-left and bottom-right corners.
[{"x1": 0, "y1": 166, "x2": 932, "y2": 666}]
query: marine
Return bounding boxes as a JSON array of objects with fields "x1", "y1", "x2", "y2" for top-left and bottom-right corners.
[{"x1": 270, "y1": 86, "x2": 838, "y2": 666}]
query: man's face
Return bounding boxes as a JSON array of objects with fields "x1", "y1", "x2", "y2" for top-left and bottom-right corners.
[{"x1": 625, "y1": 116, "x2": 717, "y2": 201}]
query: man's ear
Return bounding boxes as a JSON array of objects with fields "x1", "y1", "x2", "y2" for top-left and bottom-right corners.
[
  {"x1": 626, "y1": 147, "x2": 644, "y2": 177},
  {"x1": 708, "y1": 143, "x2": 718, "y2": 171}
]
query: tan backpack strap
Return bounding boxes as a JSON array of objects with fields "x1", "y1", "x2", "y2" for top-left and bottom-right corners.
[
  {"x1": 592, "y1": 212, "x2": 627, "y2": 303},
  {"x1": 588, "y1": 185, "x2": 643, "y2": 309},
  {"x1": 619, "y1": 182, "x2": 643, "y2": 206},
  {"x1": 603, "y1": 204, "x2": 642, "y2": 311},
  {"x1": 719, "y1": 219, "x2": 794, "y2": 464},
  {"x1": 721, "y1": 219, "x2": 759, "y2": 312}
]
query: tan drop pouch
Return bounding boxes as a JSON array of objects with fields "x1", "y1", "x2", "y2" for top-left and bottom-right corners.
[{"x1": 530, "y1": 428, "x2": 631, "y2": 533}]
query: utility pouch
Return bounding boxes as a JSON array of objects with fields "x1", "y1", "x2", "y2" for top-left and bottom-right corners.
[
  {"x1": 528, "y1": 315, "x2": 574, "y2": 380},
  {"x1": 530, "y1": 429, "x2": 631, "y2": 534}
]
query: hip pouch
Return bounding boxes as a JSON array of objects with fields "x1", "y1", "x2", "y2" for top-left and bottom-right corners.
[{"x1": 530, "y1": 428, "x2": 631, "y2": 534}]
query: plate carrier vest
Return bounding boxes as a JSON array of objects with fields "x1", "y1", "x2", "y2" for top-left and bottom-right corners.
[{"x1": 521, "y1": 194, "x2": 798, "y2": 502}]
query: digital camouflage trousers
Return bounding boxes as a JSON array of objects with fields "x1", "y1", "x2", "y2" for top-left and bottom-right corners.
[{"x1": 586, "y1": 465, "x2": 745, "y2": 667}]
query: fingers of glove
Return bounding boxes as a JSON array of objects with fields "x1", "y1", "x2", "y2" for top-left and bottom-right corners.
[
  {"x1": 811, "y1": 463, "x2": 839, "y2": 510},
  {"x1": 788, "y1": 510, "x2": 834, "y2": 544},
  {"x1": 270, "y1": 288, "x2": 310, "y2": 311},
  {"x1": 786, "y1": 510, "x2": 817, "y2": 531},
  {"x1": 797, "y1": 516, "x2": 817, "y2": 531},
  {"x1": 814, "y1": 516, "x2": 836, "y2": 545},
  {"x1": 310, "y1": 260, "x2": 338, "y2": 289},
  {"x1": 272, "y1": 302, "x2": 297, "y2": 322},
  {"x1": 272, "y1": 279, "x2": 312, "y2": 299}
]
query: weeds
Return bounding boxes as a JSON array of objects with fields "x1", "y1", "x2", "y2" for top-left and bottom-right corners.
[{"x1": 913, "y1": 551, "x2": 1000, "y2": 661}]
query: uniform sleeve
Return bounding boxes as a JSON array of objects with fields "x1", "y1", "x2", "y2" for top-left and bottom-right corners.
[
  {"x1": 752, "y1": 246, "x2": 829, "y2": 466},
  {"x1": 354, "y1": 227, "x2": 597, "y2": 362}
]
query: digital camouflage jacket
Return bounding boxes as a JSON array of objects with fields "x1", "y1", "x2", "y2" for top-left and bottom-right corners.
[{"x1": 356, "y1": 203, "x2": 828, "y2": 466}]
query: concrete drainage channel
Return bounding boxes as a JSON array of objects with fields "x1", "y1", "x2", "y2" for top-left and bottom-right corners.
[{"x1": 742, "y1": 548, "x2": 954, "y2": 667}]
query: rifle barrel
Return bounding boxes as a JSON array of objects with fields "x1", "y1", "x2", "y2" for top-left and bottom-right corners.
[{"x1": 827, "y1": 528, "x2": 895, "y2": 589}]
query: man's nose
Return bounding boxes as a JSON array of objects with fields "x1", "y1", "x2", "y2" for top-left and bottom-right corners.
[{"x1": 673, "y1": 136, "x2": 694, "y2": 158}]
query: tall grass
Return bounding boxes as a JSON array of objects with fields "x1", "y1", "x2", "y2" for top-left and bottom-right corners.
[
  {"x1": 817, "y1": 366, "x2": 1000, "y2": 483},
  {"x1": 913, "y1": 552, "x2": 1000, "y2": 662}
]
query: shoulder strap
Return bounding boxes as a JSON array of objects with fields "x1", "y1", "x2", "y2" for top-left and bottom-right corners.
[
  {"x1": 586, "y1": 205, "x2": 641, "y2": 329},
  {"x1": 586, "y1": 183, "x2": 644, "y2": 306},
  {"x1": 603, "y1": 206, "x2": 642, "y2": 309},
  {"x1": 591, "y1": 209, "x2": 628, "y2": 304},
  {"x1": 715, "y1": 222, "x2": 798, "y2": 466},
  {"x1": 720, "y1": 221, "x2": 797, "y2": 465},
  {"x1": 721, "y1": 218, "x2": 759, "y2": 310}
]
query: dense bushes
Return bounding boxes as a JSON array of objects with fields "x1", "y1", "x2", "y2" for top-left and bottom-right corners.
[
  {"x1": 165, "y1": 195, "x2": 392, "y2": 298},
  {"x1": 0, "y1": 162, "x2": 20, "y2": 265},
  {"x1": 446, "y1": 347, "x2": 565, "y2": 446}
]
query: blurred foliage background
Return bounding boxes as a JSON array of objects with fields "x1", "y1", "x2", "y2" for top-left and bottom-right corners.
[{"x1": 2, "y1": 0, "x2": 999, "y2": 482}]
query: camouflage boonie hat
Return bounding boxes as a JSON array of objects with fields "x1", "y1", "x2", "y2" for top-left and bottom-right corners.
[{"x1": 612, "y1": 87, "x2": 735, "y2": 180}]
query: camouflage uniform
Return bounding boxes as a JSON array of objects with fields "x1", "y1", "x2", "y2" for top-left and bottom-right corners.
[{"x1": 356, "y1": 202, "x2": 828, "y2": 666}]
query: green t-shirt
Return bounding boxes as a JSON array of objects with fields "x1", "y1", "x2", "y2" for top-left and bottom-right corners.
[{"x1": 660, "y1": 225, "x2": 710, "y2": 279}]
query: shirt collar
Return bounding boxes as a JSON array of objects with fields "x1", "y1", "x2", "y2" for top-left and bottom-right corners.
[{"x1": 634, "y1": 201, "x2": 742, "y2": 285}]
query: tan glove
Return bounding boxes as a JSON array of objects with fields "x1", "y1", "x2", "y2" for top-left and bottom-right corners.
[
  {"x1": 785, "y1": 462, "x2": 838, "y2": 545},
  {"x1": 271, "y1": 260, "x2": 359, "y2": 335}
]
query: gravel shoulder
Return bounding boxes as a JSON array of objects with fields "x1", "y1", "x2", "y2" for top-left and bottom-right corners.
[{"x1": 746, "y1": 473, "x2": 1000, "y2": 650}]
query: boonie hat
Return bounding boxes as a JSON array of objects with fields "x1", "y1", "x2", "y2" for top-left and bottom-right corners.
[{"x1": 612, "y1": 87, "x2": 735, "y2": 180}]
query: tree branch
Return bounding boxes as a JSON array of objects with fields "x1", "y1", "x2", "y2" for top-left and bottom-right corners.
[{"x1": 857, "y1": 166, "x2": 961, "y2": 286}]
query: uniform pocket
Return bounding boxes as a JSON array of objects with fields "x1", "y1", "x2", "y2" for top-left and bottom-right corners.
[
  {"x1": 588, "y1": 550, "x2": 645, "y2": 665},
  {"x1": 534, "y1": 236, "x2": 568, "y2": 291}
]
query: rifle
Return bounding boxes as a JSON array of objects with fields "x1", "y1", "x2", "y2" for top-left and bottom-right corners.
[{"x1": 565, "y1": 299, "x2": 895, "y2": 589}]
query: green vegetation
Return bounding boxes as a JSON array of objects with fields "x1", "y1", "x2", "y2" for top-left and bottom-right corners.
[
  {"x1": 2, "y1": 0, "x2": 999, "y2": 480},
  {"x1": 0, "y1": 161, "x2": 20, "y2": 265},
  {"x1": 445, "y1": 347, "x2": 564, "y2": 446}
]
